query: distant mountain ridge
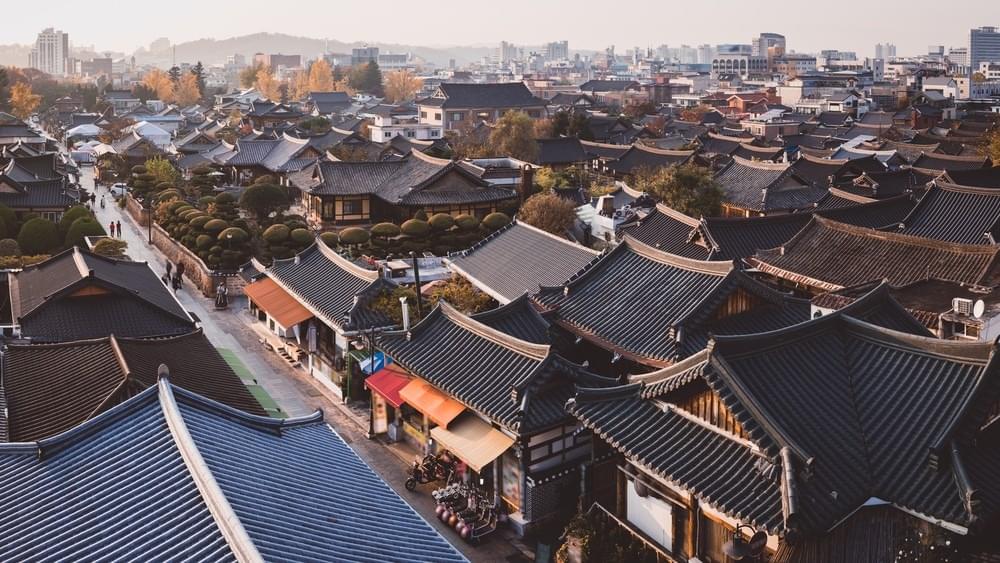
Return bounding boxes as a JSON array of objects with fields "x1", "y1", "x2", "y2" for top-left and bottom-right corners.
[{"x1": 132, "y1": 32, "x2": 494, "y2": 68}]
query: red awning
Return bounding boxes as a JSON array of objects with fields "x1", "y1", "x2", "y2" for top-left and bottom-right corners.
[{"x1": 365, "y1": 364, "x2": 410, "y2": 408}]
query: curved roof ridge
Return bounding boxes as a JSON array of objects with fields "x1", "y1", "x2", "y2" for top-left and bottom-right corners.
[
  {"x1": 812, "y1": 215, "x2": 1000, "y2": 253},
  {"x1": 408, "y1": 147, "x2": 454, "y2": 166},
  {"x1": 841, "y1": 315, "x2": 995, "y2": 362},
  {"x1": 653, "y1": 203, "x2": 701, "y2": 227},
  {"x1": 730, "y1": 155, "x2": 792, "y2": 171},
  {"x1": 470, "y1": 292, "x2": 550, "y2": 327},
  {"x1": 157, "y1": 377, "x2": 265, "y2": 563},
  {"x1": 569, "y1": 382, "x2": 642, "y2": 404},
  {"x1": 630, "y1": 348, "x2": 710, "y2": 385},
  {"x1": 622, "y1": 235, "x2": 735, "y2": 275},
  {"x1": 313, "y1": 240, "x2": 380, "y2": 281},
  {"x1": 826, "y1": 187, "x2": 877, "y2": 204},
  {"x1": 633, "y1": 144, "x2": 696, "y2": 157},
  {"x1": 916, "y1": 152, "x2": 990, "y2": 162},
  {"x1": 580, "y1": 139, "x2": 632, "y2": 149},
  {"x1": 510, "y1": 219, "x2": 601, "y2": 254},
  {"x1": 931, "y1": 180, "x2": 1000, "y2": 196},
  {"x1": 438, "y1": 300, "x2": 551, "y2": 360}
]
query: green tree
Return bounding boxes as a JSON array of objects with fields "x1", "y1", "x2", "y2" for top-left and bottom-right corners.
[
  {"x1": 488, "y1": 111, "x2": 539, "y2": 162},
  {"x1": 145, "y1": 157, "x2": 180, "y2": 187},
  {"x1": 349, "y1": 61, "x2": 383, "y2": 95},
  {"x1": 239, "y1": 183, "x2": 289, "y2": 221},
  {"x1": 534, "y1": 167, "x2": 576, "y2": 191},
  {"x1": 191, "y1": 61, "x2": 207, "y2": 98},
  {"x1": 518, "y1": 192, "x2": 578, "y2": 235},
  {"x1": 985, "y1": 128, "x2": 1000, "y2": 166},
  {"x1": 635, "y1": 164, "x2": 723, "y2": 217},
  {"x1": 168, "y1": 65, "x2": 181, "y2": 84},
  {"x1": 65, "y1": 217, "x2": 107, "y2": 248},
  {"x1": 58, "y1": 206, "x2": 91, "y2": 237},
  {"x1": 240, "y1": 61, "x2": 265, "y2": 89},
  {"x1": 17, "y1": 218, "x2": 60, "y2": 255}
]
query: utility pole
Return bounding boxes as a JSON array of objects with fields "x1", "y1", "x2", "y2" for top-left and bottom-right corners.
[{"x1": 410, "y1": 251, "x2": 423, "y2": 319}]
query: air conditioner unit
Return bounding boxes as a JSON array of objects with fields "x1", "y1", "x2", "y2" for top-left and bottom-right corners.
[{"x1": 953, "y1": 297, "x2": 974, "y2": 316}]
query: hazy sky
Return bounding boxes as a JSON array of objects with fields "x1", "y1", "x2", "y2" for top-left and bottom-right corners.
[{"x1": 7, "y1": 0, "x2": 1000, "y2": 57}]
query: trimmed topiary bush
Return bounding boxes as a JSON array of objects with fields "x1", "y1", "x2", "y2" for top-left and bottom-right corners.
[
  {"x1": 0, "y1": 205, "x2": 17, "y2": 237},
  {"x1": 196, "y1": 235, "x2": 214, "y2": 249},
  {"x1": 214, "y1": 192, "x2": 236, "y2": 204},
  {"x1": 482, "y1": 212, "x2": 511, "y2": 232},
  {"x1": 0, "y1": 238, "x2": 19, "y2": 256},
  {"x1": 58, "y1": 206, "x2": 91, "y2": 236},
  {"x1": 455, "y1": 214, "x2": 479, "y2": 231},
  {"x1": 189, "y1": 215, "x2": 212, "y2": 229},
  {"x1": 413, "y1": 209, "x2": 429, "y2": 221},
  {"x1": 400, "y1": 219, "x2": 431, "y2": 238},
  {"x1": 338, "y1": 227, "x2": 370, "y2": 246},
  {"x1": 198, "y1": 195, "x2": 216, "y2": 208},
  {"x1": 290, "y1": 228, "x2": 313, "y2": 246},
  {"x1": 218, "y1": 227, "x2": 249, "y2": 244},
  {"x1": 262, "y1": 224, "x2": 290, "y2": 243},
  {"x1": 429, "y1": 213, "x2": 456, "y2": 231},
  {"x1": 204, "y1": 219, "x2": 229, "y2": 234},
  {"x1": 18, "y1": 218, "x2": 60, "y2": 255},
  {"x1": 320, "y1": 231, "x2": 338, "y2": 247},
  {"x1": 64, "y1": 218, "x2": 106, "y2": 248},
  {"x1": 371, "y1": 222, "x2": 401, "y2": 239}
]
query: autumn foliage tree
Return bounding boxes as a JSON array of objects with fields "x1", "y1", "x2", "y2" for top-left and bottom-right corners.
[
  {"x1": 308, "y1": 59, "x2": 335, "y2": 92},
  {"x1": 174, "y1": 73, "x2": 201, "y2": 106},
  {"x1": 384, "y1": 69, "x2": 422, "y2": 103},
  {"x1": 142, "y1": 68, "x2": 175, "y2": 102},
  {"x1": 9, "y1": 83, "x2": 41, "y2": 119},
  {"x1": 986, "y1": 128, "x2": 1000, "y2": 166},
  {"x1": 488, "y1": 111, "x2": 539, "y2": 162},
  {"x1": 254, "y1": 67, "x2": 280, "y2": 100},
  {"x1": 517, "y1": 191, "x2": 578, "y2": 235}
]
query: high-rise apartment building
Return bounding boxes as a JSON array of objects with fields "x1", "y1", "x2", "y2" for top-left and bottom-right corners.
[
  {"x1": 28, "y1": 28, "x2": 69, "y2": 76},
  {"x1": 543, "y1": 41, "x2": 569, "y2": 61},
  {"x1": 875, "y1": 43, "x2": 896, "y2": 60},
  {"x1": 752, "y1": 33, "x2": 785, "y2": 57},
  {"x1": 970, "y1": 26, "x2": 1000, "y2": 70}
]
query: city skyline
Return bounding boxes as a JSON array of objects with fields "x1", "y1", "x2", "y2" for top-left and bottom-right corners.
[{"x1": 4, "y1": 0, "x2": 1000, "y2": 58}]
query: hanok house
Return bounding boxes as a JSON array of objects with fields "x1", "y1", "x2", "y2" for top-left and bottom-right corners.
[
  {"x1": 749, "y1": 216, "x2": 1000, "y2": 296},
  {"x1": 602, "y1": 144, "x2": 696, "y2": 179},
  {"x1": 714, "y1": 156, "x2": 826, "y2": 217},
  {"x1": 0, "y1": 153, "x2": 80, "y2": 220},
  {"x1": 221, "y1": 132, "x2": 325, "y2": 185},
  {"x1": 289, "y1": 150, "x2": 518, "y2": 228},
  {"x1": 0, "y1": 112, "x2": 47, "y2": 153},
  {"x1": 244, "y1": 99, "x2": 304, "y2": 128},
  {"x1": 0, "y1": 378, "x2": 466, "y2": 563},
  {"x1": 1, "y1": 330, "x2": 267, "y2": 442},
  {"x1": 887, "y1": 180, "x2": 1000, "y2": 244},
  {"x1": 416, "y1": 82, "x2": 548, "y2": 132},
  {"x1": 532, "y1": 236, "x2": 809, "y2": 375},
  {"x1": 446, "y1": 220, "x2": 601, "y2": 304},
  {"x1": 620, "y1": 196, "x2": 917, "y2": 262},
  {"x1": 910, "y1": 152, "x2": 993, "y2": 174},
  {"x1": 377, "y1": 301, "x2": 614, "y2": 535},
  {"x1": 4, "y1": 247, "x2": 196, "y2": 341},
  {"x1": 567, "y1": 287, "x2": 1000, "y2": 562},
  {"x1": 242, "y1": 242, "x2": 395, "y2": 400}
]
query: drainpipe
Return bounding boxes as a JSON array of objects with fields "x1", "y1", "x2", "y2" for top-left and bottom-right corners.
[
  {"x1": 400, "y1": 297, "x2": 410, "y2": 331},
  {"x1": 410, "y1": 251, "x2": 423, "y2": 319}
]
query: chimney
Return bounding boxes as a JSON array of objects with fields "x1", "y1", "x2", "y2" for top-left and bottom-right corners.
[
  {"x1": 399, "y1": 297, "x2": 410, "y2": 331},
  {"x1": 520, "y1": 165, "x2": 536, "y2": 202},
  {"x1": 294, "y1": 254, "x2": 301, "y2": 265}
]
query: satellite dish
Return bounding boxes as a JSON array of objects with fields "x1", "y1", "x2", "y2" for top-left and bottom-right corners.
[{"x1": 974, "y1": 299, "x2": 986, "y2": 319}]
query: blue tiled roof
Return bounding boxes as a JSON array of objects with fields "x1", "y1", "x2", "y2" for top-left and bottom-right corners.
[{"x1": 0, "y1": 380, "x2": 466, "y2": 563}]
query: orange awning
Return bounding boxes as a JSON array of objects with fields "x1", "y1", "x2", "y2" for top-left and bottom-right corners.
[
  {"x1": 244, "y1": 277, "x2": 313, "y2": 328},
  {"x1": 399, "y1": 378, "x2": 465, "y2": 428},
  {"x1": 366, "y1": 364, "x2": 410, "y2": 408}
]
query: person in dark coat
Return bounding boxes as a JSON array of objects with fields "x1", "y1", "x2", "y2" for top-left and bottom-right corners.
[
  {"x1": 165, "y1": 261, "x2": 173, "y2": 280},
  {"x1": 116, "y1": 221, "x2": 122, "y2": 238}
]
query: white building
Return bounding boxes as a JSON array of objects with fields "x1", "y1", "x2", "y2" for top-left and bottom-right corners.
[
  {"x1": 362, "y1": 105, "x2": 443, "y2": 143},
  {"x1": 28, "y1": 28, "x2": 69, "y2": 76}
]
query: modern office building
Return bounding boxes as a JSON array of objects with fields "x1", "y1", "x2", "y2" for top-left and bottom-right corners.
[
  {"x1": 544, "y1": 40, "x2": 569, "y2": 61},
  {"x1": 970, "y1": 26, "x2": 1000, "y2": 71},
  {"x1": 28, "y1": 28, "x2": 69, "y2": 76}
]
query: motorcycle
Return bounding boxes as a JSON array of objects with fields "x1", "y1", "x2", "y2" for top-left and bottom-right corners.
[{"x1": 405, "y1": 451, "x2": 456, "y2": 491}]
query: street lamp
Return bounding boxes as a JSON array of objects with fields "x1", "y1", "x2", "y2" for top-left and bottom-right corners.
[{"x1": 145, "y1": 197, "x2": 153, "y2": 243}]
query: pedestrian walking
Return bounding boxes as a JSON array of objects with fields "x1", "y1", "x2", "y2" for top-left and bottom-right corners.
[
  {"x1": 116, "y1": 221, "x2": 122, "y2": 238},
  {"x1": 165, "y1": 261, "x2": 173, "y2": 280},
  {"x1": 109, "y1": 221, "x2": 116, "y2": 237}
]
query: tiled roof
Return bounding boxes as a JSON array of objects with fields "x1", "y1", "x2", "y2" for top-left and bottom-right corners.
[
  {"x1": 0, "y1": 380, "x2": 466, "y2": 562},
  {"x1": 379, "y1": 301, "x2": 609, "y2": 433},
  {"x1": 470, "y1": 293, "x2": 551, "y2": 344},
  {"x1": 2, "y1": 330, "x2": 265, "y2": 441},
  {"x1": 266, "y1": 242, "x2": 393, "y2": 332},
  {"x1": 418, "y1": 82, "x2": 546, "y2": 109},
  {"x1": 533, "y1": 237, "x2": 807, "y2": 366},
  {"x1": 605, "y1": 145, "x2": 694, "y2": 175},
  {"x1": 9, "y1": 248, "x2": 195, "y2": 341},
  {"x1": 715, "y1": 156, "x2": 827, "y2": 213},
  {"x1": 447, "y1": 221, "x2": 600, "y2": 304},
  {"x1": 750, "y1": 216, "x2": 1000, "y2": 291},
  {"x1": 843, "y1": 168, "x2": 935, "y2": 199},
  {"x1": 893, "y1": 181, "x2": 1000, "y2": 244},
  {"x1": 732, "y1": 144, "x2": 783, "y2": 162},
  {"x1": 0, "y1": 178, "x2": 77, "y2": 210},
  {"x1": 912, "y1": 153, "x2": 991, "y2": 173},
  {"x1": 941, "y1": 167, "x2": 1000, "y2": 188},
  {"x1": 571, "y1": 308, "x2": 1000, "y2": 536},
  {"x1": 618, "y1": 205, "x2": 712, "y2": 260},
  {"x1": 790, "y1": 153, "x2": 849, "y2": 186},
  {"x1": 580, "y1": 139, "x2": 630, "y2": 160},
  {"x1": 536, "y1": 137, "x2": 588, "y2": 165}
]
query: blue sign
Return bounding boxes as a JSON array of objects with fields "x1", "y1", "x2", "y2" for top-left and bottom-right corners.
[{"x1": 360, "y1": 351, "x2": 393, "y2": 375}]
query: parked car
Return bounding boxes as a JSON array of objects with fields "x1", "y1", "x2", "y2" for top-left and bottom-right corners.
[{"x1": 110, "y1": 183, "x2": 129, "y2": 199}]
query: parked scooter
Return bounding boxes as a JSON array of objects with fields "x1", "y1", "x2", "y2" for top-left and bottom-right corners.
[{"x1": 405, "y1": 451, "x2": 457, "y2": 491}]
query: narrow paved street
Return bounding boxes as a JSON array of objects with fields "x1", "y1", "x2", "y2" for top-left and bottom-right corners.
[{"x1": 86, "y1": 169, "x2": 527, "y2": 563}]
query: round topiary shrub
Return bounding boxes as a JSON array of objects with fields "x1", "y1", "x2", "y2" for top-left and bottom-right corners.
[
  {"x1": 455, "y1": 214, "x2": 479, "y2": 231},
  {"x1": 263, "y1": 224, "x2": 290, "y2": 243},
  {"x1": 189, "y1": 215, "x2": 212, "y2": 229},
  {"x1": 214, "y1": 192, "x2": 236, "y2": 204},
  {"x1": 179, "y1": 209, "x2": 202, "y2": 221},
  {"x1": 18, "y1": 218, "x2": 60, "y2": 255},
  {"x1": 400, "y1": 219, "x2": 431, "y2": 238},
  {"x1": 284, "y1": 219, "x2": 308, "y2": 231},
  {"x1": 157, "y1": 188, "x2": 183, "y2": 202},
  {"x1": 0, "y1": 238, "x2": 20, "y2": 256},
  {"x1": 198, "y1": 195, "x2": 216, "y2": 208},
  {"x1": 196, "y1": 234, "x2": 213, "y2": 249},
  {"x1": 64, "y1": 218, "x2": 107, "y2": 248},
  {"x1": 58, "y1": 206, "x2": 91, "y2": 236},
  {"x1": 218, "y1": 227, "x2": 249, "y2": 244},
  {"x1": 203, "y1": 219, "x2": 229, "y2": 234},
  {"x1": 482, "y1": 212, "x2": 511, "y2": 232},
  {"x1": 338, "y1": 227, "x2": 370, "y2": 246},
  {"x1": 429, "y1": 213, "x2": 456, "y2": 231},
  {"x1": 413, "y1": 209, "x2": 429, "y2": 221},
  {"x1": 232, "y1": 218, "x2": 250, "y2": 231},
  {"x1": 0, "y1": 205, "x2": 17, "y2": 237},
  {"x1": 319, "y1": 231, "x2": 338, "y2": 247},
  {"x1": 168, "y1": 200, "x2": 189, "y2": 213},
  {"x1": 290, "y1": 228, "x2": 313, "y2": 246},
  {"x1": 371, "y1": 222, "x2": 401, "y2": 239}
]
